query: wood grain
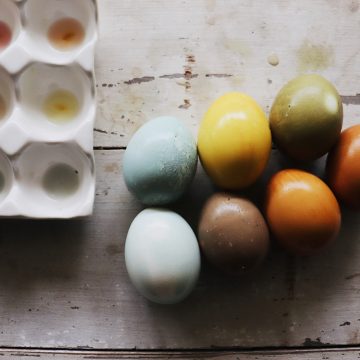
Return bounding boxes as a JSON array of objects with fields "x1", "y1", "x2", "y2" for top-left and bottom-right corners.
[
  {"x1": 0, "y1": 150, "x2": 360, "y2": 350},
  {"x1": 94, "y1": 0, "x2": 360, "y2": 148},
  {"x1": 1, "y1": 348, "x2": 360, "y2": 359}
]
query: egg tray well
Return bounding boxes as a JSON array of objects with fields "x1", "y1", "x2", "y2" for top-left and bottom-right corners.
[
  {"x1": 0, "y1": 0, "x2": 98, "y2": 73},
  {"x1": 0, "y1": 0, "x2": 98, "y2": 218},
  {"x1": 0, "y1": 143, "x2": 95, "y2": 218}
]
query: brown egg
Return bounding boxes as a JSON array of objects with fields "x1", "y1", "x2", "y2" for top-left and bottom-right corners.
[{"x1": 198, "y1": 193, "x2": 270, "y2": 275}]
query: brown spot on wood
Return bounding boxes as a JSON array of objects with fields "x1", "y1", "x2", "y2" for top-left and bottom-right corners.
[
  {"x1": 179, "y1": 99, "x2": 191, "y2": 109},
  {"x1": 341, "y1": 94, "x2": 360, "y2": 105},
  {"x1": 296, "y1": 41, "x2": 334, "y2": 72},
  {"x1": 106, "y1": 244, "x2": 123, "y2": 256},
  {"x1": 104, "y1": 163, "x2": 119, "y2": 173},
  {"x1": 206, "y1": 0, "x2": 217, "y2": 11},
  {"x1": 206, "y1": 16, "x2": 216, "y2": 26},
  {"x1": 303, "y1": 337, "x2": 329, "y2": 347},
  {"x1": 71, "y1": 306, "x2": 80, "y2": 310},
  {"x1": 349, "y1": 0, "x2": 359, "y2": 12},
  {"x1": 349, "y1": 328, "x2": 359, "y2": 343},
  {"x1": 184, "y1": 68, "x2": 193, "y2": 80},
  {"x1": 124, "y1": 76, "x2": 155, "y2": 85},
  {"x1": 186, "y1": 54, "x2": 196, "y2": 63}
]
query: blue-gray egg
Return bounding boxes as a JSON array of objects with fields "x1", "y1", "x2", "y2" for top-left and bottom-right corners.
[
  {"x1": 123, "y1": 116, "x2": 198, "y2": 205},
  {"x1": 125, "y1": 208, "x2": 201, "y2": 304}
]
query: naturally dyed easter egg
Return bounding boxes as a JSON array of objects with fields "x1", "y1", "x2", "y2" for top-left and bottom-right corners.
[
  {"x1": 265, "y1": 169, "x2": 341, "y2": 255},
  {"x1": 198, "y1": 92, "x2": 271, "y2": 190},
  {"x1": 270, "y1": 74, "x2": 343, "y2": 161},
  {"x1": 326, "y1": 124, "x2": 360, "y2": 210},
  {"x1": 125, "y1": 208, "x2": 201, "y2": 304},
  {"x1": 123, "y1": 116, "x2": 197, "y2": 205},
  {"x1": 198, "y1": 193, "x2": 269, "y2": 275}
]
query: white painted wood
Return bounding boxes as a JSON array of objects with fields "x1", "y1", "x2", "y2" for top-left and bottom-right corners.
[{"x1": 94, "y1": 0, "x2": 360, "y2": 147}]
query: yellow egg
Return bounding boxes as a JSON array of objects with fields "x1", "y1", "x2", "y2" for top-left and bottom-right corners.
[{"x1": 198, "y1": 92, "x2": 271, "y2": 189}]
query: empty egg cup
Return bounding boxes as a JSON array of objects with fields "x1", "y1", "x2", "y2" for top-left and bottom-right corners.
[
  {"x1": 17, "y1": 62, "x2": 95, "y2": 147},
  {"x1": 0, "y1": 150, "x2": 14, "y2": 205},
  {"x1": 0, "y1": 0, "x2": 21, "y2": 55},
  {"x1": 0, "y1": 66, "x2": 15, "y2": 125},
  {"x1": 14, "y1": 143, "x2": 95, "y2": 218},
  {"x1": 23, "y1": 0, "x2": 97, "y2": 68}
]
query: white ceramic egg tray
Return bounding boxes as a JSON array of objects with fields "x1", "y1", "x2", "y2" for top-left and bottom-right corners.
[{"x1": 0, "y1": 0, "x2": 97, "y2": 218}]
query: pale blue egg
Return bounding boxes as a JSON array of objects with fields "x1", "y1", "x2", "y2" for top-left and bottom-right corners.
[
  {"x1": 123, "y1": 116, "x2": 197, "y2": 205},
  {"x1": 125, "y1": 208, "x2": 201, "y2": 304}
]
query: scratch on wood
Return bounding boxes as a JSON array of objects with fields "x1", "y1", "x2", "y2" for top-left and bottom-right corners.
[
  {"x1": 205, "y1": 73, "x2": 233, "y2": 78},
  {"x1": 345, "y1": 272, "x2": 360, "y2": 280},
  {"x1": 340, "y1": 321, "x2": 351, "y2": 326},
  {"x1": 341, "y1": 94, "x2": 360, "y2": 105},
  {"x1": 124, "y1": 76, "x2": 155, "y2": 85},
  {"x1": 94, "y1": 128, "x2": 108, "y2": 134},
  {"x1": 159, "y1": 73, "x2": 199, "y2": 79}
]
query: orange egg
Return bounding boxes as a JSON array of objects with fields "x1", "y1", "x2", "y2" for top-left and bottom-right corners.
[
  {"x1": 326, "y1": 124, "x2": 360, "y2": 210},
  {"x1": 265, "y1": 169, "x2": 341, "y2": 255}
]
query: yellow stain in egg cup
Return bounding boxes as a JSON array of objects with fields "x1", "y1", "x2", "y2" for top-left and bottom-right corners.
[{"x1": 43, "y1": 89, "x2": 79, "y2": 124}]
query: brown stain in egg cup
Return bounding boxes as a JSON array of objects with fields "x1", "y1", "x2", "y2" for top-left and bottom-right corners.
[
  {"x1": 0, "y1": 21, "x2": 12, "y2": 49},
  {"x1": 47, "y1": 18, "x2": 85, "y2": 51},
  {"x1": 198, "y1": 193, "x2": 270, "y2": 276}
]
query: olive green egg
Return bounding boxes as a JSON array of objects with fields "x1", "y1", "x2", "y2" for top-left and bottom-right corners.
[{"x1": 270, "y1": 74, "x2": 343, "y2": 161}]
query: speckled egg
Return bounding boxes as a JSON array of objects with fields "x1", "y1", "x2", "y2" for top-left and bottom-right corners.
[
  {"x1": 198, "y1": 193, "x2": 270, "y2": 275},
  {"x1": 125, "y1": 208, "x2": 201, "y2": 304},
  {"x1": 123, "y1": 116, "x2": 198, "y2": 205}
]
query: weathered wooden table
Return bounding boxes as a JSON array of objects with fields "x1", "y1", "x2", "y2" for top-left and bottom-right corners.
[{"x1": 1, "y1": 1, "x2": 360, "y2": 359}]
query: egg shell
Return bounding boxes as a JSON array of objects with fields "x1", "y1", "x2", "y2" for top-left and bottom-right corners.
[
  {"x1": 265, "y1": 169, "x2": 341, "y2": 256},
  {"x1": 125, "y1": 208, "x2": 201, "y2": 304},
  {"x1": 197, "y1": 92, "x2": 272, "y2": 190},
  {"x1": 270, "y1": 74, "x2": 343, "y2": 161},
  {"x1": 198, "y1": 193, "x2": 269, "y2": 275},
  {"x1": 326, "y1": 124, "x2": 360, "y2": 210},
  {"x1": 123, "y1": 116, "x2": 198, "y2": 205}
]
